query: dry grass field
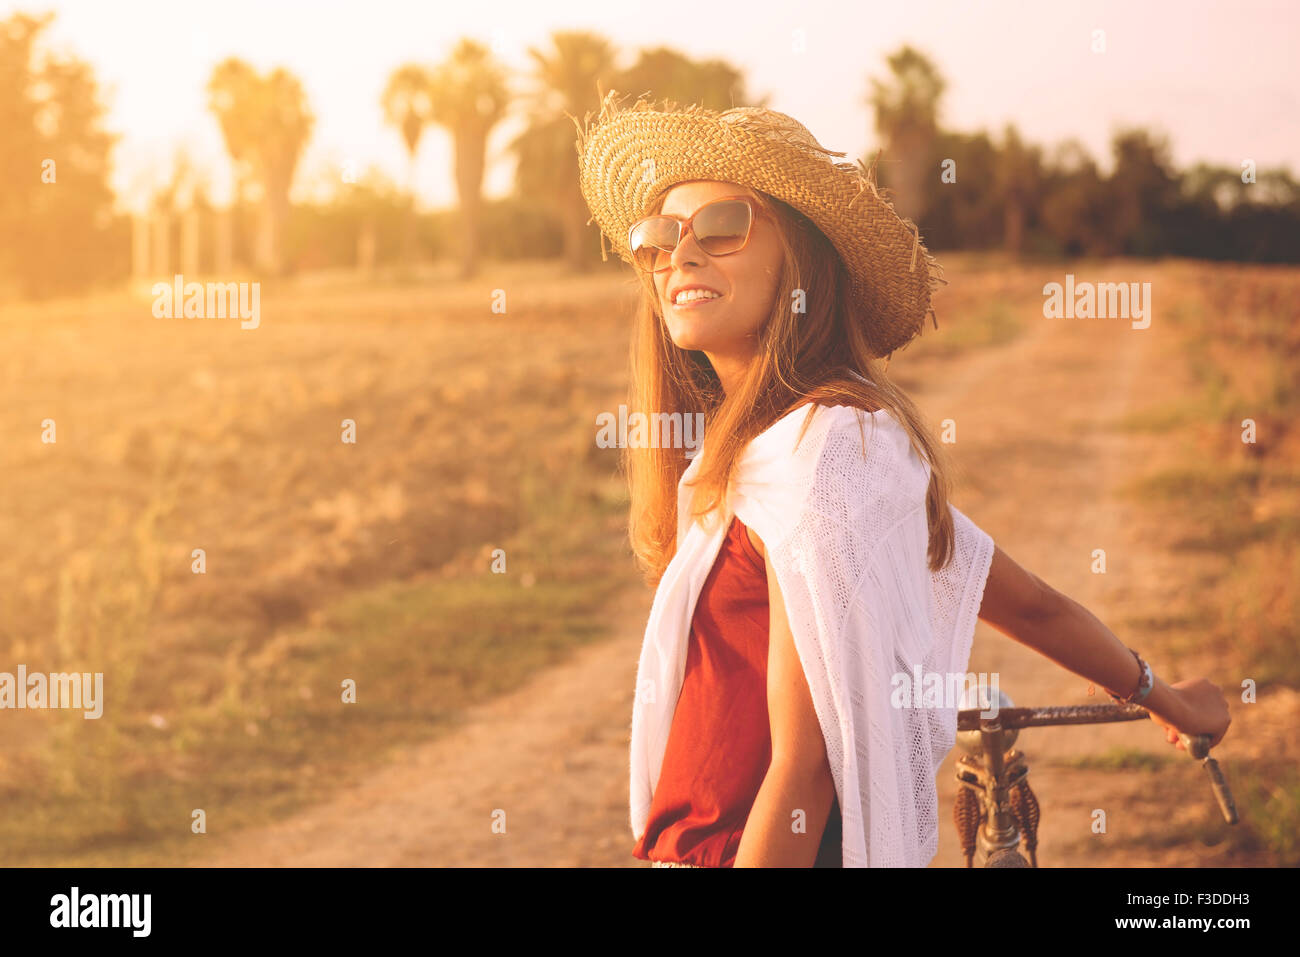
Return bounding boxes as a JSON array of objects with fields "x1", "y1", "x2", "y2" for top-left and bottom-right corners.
[{"x1": 0, "y1": 254, "x2": 1296, "y2": 866}]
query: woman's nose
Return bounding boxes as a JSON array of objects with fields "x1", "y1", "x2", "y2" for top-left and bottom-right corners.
[{"x1": 670, "y1": 225, "x2": 706, "y2": 268}]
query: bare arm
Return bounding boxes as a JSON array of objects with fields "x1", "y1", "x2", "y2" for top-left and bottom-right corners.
[
  {"x1": 978, "y1": 543, "x2": 1230, "y2": 749},
  {"x1": 733, "y1": 528, "x2": 837, "y2": 867}
]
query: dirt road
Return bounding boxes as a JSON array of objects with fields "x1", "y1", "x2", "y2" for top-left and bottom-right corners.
[{"x1": 195, "y1": 285, "x2": 1274, "y2": 867}]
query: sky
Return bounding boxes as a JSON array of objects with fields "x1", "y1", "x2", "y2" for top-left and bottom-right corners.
[{"x1": 8, "y1": 0, "x2": 1299, "y2": 213}]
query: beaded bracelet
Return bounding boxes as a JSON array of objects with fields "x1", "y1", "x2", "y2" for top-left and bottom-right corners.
[{"x1": 1105, "y1": 647, "x2": 1154, "y2": 705}]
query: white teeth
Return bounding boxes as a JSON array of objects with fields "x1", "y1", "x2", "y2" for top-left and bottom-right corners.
[{"x1": 674, "y1": 289, "x2": 721, "y2": 305}]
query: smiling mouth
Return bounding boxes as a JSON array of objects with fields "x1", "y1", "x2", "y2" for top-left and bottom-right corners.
[{"x1": 670, "y1": 294, "x2": 725, "y2": 309}]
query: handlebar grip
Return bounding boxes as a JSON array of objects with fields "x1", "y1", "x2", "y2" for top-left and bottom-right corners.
[
  {"x1": 1205, "y1": 757, "x2": 1239, "y2": 825},
  {"x1": 1178, "y1": 733, "x2": 1239, "y2": 825}
]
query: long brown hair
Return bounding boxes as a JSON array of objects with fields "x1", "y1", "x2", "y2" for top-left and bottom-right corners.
[{"x1": 623, "y1": 185, "x2": 957, "y2": 588}]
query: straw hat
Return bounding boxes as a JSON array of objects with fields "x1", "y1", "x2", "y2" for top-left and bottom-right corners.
[{"x1": 571, "y1": 89, "x2": 945, "y2": 360}]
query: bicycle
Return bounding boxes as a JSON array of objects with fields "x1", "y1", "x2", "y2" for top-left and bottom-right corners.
[{"x1": 952, "y1": 689, "x2": 1238, "y2": 867}]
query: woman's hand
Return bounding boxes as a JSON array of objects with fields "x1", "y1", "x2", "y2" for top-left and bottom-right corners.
[{"x1": 1147, "y1": 678, "x2": 1231, "y2": 751}]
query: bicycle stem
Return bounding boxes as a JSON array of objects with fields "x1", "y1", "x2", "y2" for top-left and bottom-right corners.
[{"x1": 977, "y1": 723, "x2": 1023, "y2": 856}]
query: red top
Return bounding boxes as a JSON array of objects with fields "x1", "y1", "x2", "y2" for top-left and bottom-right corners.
[{"x1": 632, "y1": 515, "x2": 842, "y2": 867}]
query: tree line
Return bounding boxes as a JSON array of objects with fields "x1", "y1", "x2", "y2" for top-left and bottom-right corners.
[{"x1": 2, "y1": 13, "x2": 1296, "y2": 300}]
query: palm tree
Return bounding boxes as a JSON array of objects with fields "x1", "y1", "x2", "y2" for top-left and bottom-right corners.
[
  {"x1": 426, "y1": 39, "x2": 509, "y2": 279},
  {"x1": 207, "y1": 59, "x2": 313, "y2": 275},
  {"x1": 381, "y1": 64, "x2": 434, "y2": 266},
  {"x1": 614, "y1": 47, "x2": 753, "y2": 111},
  {"x1": 514, "y1": 31, "x2": 617, "y2": 272},
  {"x1": 866, "y1": 45, "x2": 946, "y2": 226}
]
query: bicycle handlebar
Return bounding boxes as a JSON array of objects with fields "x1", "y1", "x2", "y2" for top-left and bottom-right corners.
[
  {"x1": 955, "y1": 703, "x2": 1149, "y2": 731},
  {"x1": 956, "y1": 701, "x2": 1238, "y2": 826}
]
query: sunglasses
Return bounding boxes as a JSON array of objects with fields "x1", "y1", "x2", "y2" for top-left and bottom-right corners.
[{"x1": 627, "y1": 196, "x2": 763, "y2": 274}]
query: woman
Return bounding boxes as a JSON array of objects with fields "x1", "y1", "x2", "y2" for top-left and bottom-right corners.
[{"x1": 572, "y1": 92, "x2": 1231, "y2": 867}]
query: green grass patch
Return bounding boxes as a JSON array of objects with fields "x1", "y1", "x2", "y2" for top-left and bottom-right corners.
[
  {"x1": 1117, "y1": 612, "x2": 1203, "y2": 659},
  {"x1": 2, "y1": 521, "x2": 636, "y2": 866},
  {"x1": 1056, "y1": 746, "x2": 1175, "y2": 773},
  {"x1": 1114, "y1": 394, "x2": 1218, "y2": 433},
  {"x1": 1124, "y1": 462, "x2": 1300, "y2": 686},
  {"x1": 0, "y1": 407, "x2": 640, "y2": 865},
  {"x1": 0, "y1": 538, "x2": 631, "y2": 868},
  {"x1": 915, "y1": 301, "x2": 1025, "y2": 357},
  {"x1": 1230, "y1": 762, "x2": 1300, "y2": 866},
  {"x1": 1122, "y1": 465, "x2": 1300, "y2": 550}
]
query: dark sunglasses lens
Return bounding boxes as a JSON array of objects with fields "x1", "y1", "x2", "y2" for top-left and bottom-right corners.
[{"x1": 694, "y1": 200, "x2": 752, "y2": 255}]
